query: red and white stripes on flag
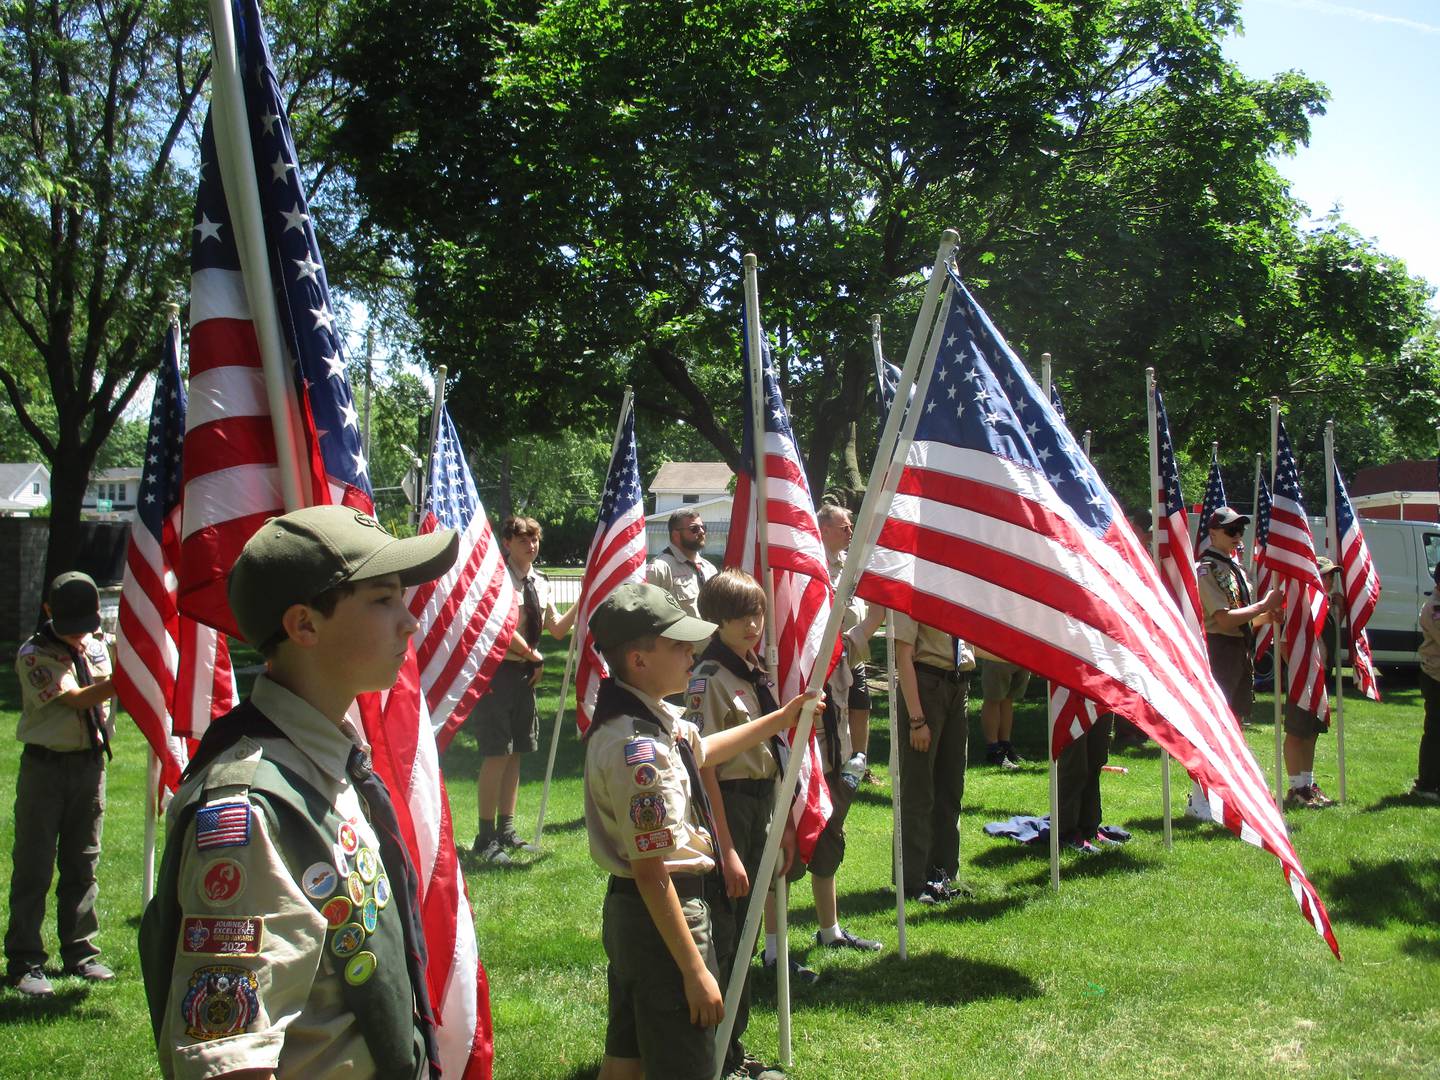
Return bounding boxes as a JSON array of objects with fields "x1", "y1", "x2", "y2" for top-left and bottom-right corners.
[
  {"x1": 724, "y1": 330, "x2": 835, "y2": 861},
  {"x1": 1153, "y1": 388, "x2": 1205, "y2": 646},
  {"x1": 1253, "y1": 470, "x2": 1276, "y2": 663},
  {"x1": 408, "y1": 405, "x2": 518, "y2": 750},
  {"x1": 856, "y1": 272, "x2": 1337, "y2": 955},
  {"x1": 1332, "y1": 465, "x2": 1381, "y2": 700},
  {"x1": 574, "y1": 399, "x2": 648, "y2": 733},
  {"x1": 1263, "y1": 422, "x2": 1330, "y2": 724},
  {"x1": 115, "y1": 322, "x2": 236, "y2": 798}
]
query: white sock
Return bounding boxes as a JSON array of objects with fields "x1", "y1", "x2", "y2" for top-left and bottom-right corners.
[
  {"x1": 1289, "y1": 774, "x2": 1306, "y2": 791},
  {"x1": 764, "y1": 933, "x2": 778, "y2": 964},
  {"x1": 1302, "y1": 771, "x2": 1314, "y2": 788},
  {"x1": 818, "y1": 924, "x2": 842, "y2": 944}
]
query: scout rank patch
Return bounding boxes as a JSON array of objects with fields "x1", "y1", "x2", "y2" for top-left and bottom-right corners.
[
  {"x1": 181, "y1": 966, "x2": 261, "y2": 1042},
  {"x1": 632, "y1": 763, "x2": 659, "y2": 788},
  {"x1": 181, "y1": 916, "x2": 264, "y2": 957},
  {"x1": 195, "y1": 802, "x2": 251, "y2": 851},
  {"x1": 629, "y1": 792, "x2": 666, "y2": 831},
  {"x1": 624, "y1": 738, "x2": 656, "y2": 765},
  {"x1": 199, "y1": 858, "x2": 246, "y2": 906}
]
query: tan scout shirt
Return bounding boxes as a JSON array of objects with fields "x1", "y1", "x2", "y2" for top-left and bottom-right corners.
[
  {"x1": 891, "y1": 611, "x2": 975, "y2": 671},
  {"x1": 585, "y1": 680, "x2": 715, "y2": 878},
  {"x1": 1419, "y1": 595, "x2": 1440, "y2": 681},
  {"x1": 684, "y1": 651, "x2": 779, "y2": 782},
  {"x1": 1197, "y1": 554, "x2": 1252, "y2": 637},
  {"x1": 159, "y1": 676, "x2": 414, "y2": 1080},
  {"x1": 646, "y1": 546, "x2": 718, "y2": 619},
  {"x1": 15, "y1": 630, "x2": 114, "y2": 751}
]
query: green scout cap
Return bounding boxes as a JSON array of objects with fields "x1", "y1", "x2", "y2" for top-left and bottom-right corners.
[
  {"x1": 1208, "y1": 506, "x2": 1250, "y2": 530},
  {"x1": 589, "y1": 583, "x2": 716, "y2": 650},
  {"x1": 48, "y1": 571, "x2": 101, "y2": 636},
  {"x1": 228, "y1": 505, "x2": 459, "y2": 645}
]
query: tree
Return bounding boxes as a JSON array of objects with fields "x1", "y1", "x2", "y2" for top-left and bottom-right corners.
[{"x1": 0, "y1": 0, "x2": 209, "y2": 585}]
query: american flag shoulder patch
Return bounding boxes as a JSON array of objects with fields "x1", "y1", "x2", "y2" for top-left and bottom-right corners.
[
  {"x1": 623, "y1": 738, "x2": 656, "y2": 765},
  {"x1": 687, "y1": 677, "x2": 707, "y2": 695},
  {"x1": 196, "y1": 801, "x2": 252, "y2": 851}
]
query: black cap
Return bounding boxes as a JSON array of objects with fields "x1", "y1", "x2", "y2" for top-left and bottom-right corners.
[{"x1": 48, "y1": 571, "x2": 101, "y2": 636}]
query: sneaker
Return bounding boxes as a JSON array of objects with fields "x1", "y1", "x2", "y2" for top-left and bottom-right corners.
[
  {"x1": 498, "y1": 831, "x2": 540, "y2": 854},
  {"x1": 762, "y1": 956, "x2": 820, "y2": 986},
  {"x1": 1306, "y1": 783, "x2": 1336, "y2": 808},
  {"x1": 984, "y1": 743, "x2": 1017, "y2": 769},
  {"x1": 1410, "y1": 781, "x2": 1440, "y2": 803},
  {"x1": 1002, "y1": 742, "x2": 1025, "y2": 767},
  {"x1": 862, "y1": 768, "x2": 880, "y2": 786},
  {"x1": 816, "y1": 927, "x2": 882, "y2": 952},
  {"x1": 1060, "y1": 833, "x2": 1098, "y2": 855},
  {"x1": 63, "y1": 959, "x2": 114, "y2": 982},
  {"x1": 11, "y1": 966, "x2": 53, "y2": 997},
  {"x1": 915, "y1": 881, "x2": 950, "y2": 906},
  {"x1": 1093, "y1": 831, "x2": 1126, "y2": 847},
  {"x1": 1184, "y1": 793, "x2": 1213, "y2": 821},
  {"x1": 739, "y1": 1052, "x2": 787, "y2": 1079},
  {"x1": 1284, "y1": 785, "x2": 1318, "y2": 809},
  {"x1": 475, "y1": 838, "x2": 513, "y2": 867}
]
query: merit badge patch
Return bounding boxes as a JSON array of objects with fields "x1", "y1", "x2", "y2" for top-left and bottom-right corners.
[
  {"x1": 356, "y1": 847, "x2": 379, "y2": 884},
  {"x1": 321, "y1": 896, "x2": 353, "y2": 930},
  {"x1": 373, "y1": 874, "x2": 391, "y2": 910},
  {"x1": 195, "y1": 802, "x2": 251, "y2": 851},
  {"x1": 634, "y1": 827, "x2": 674, "y2": 853},
  {"x1": 181, "y1": 965, "x2": 260, "y2": 1042},
  {"x1": 362, "y1": 897, "x2": 379, "y2": 934},
  {"x1": 301, "y1": 861, "x2": 339, "y2": 901},
  {"x1": 624, "y1": 738, "x2": 657, "y2": 765},
  {"x1": 181, "y1": 916, "x2": 264, "y2": 957},
  {"x1": 331, "y1": 842, "x2": 351, "y2": 877},
  {"x1": 331, "y1": 922, "x2": 366, "y2": 959},
  {"x1": 199, "y1": 859, "x2": 246, "y2": 907},
  {"x1": 344, "y1": 950, "x2": 378, "y2": 987},
  {"x1": 629, "y1": 792, "x2": 666, "y2": 831},
  {"x1": 632, "y1": 763, "x2": 658, "y2": 788},
  {"x1": 347, "y1": 871, "x2": 366, "y2": 907},
  {"x1": 337, "y1": 821, "x2": 360, "y2": 855}
]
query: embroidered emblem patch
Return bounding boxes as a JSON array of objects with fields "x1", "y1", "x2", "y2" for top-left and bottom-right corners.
[
  {"x1": 629, "y1": 792, "x2": 666, "y2": 831},
  {"x1": 373, "y1": 874, "x2": 391, "y2": 910},
  {"x1": 199, "y1": 859, "x2": 246, "y2": 906},
  {"x1": 1196, "y1": 562, "x2": 1211, "y2": 577},
  {"x1": 632, "y1": 763, "x2": 658, "y2": 788},
  {"x1": 634, "y1": 827, "x2": 674, "y2": 853},
  {"x1": 181, "y1": 966, "x2": 260, "y2": 1042},
  {"x1": 688, "y1": 677, "x2": 706, "y2": 694},
  {"x1": 26, "y1": 667, "x2": 50, "y2": 689},
  {"x1": 195, "y1": 803, "x2": 251, "y2": 851},
  {"x1": 331, "y1": 842, "x2": 350, "y2": 877},
  {"x1": 356, "y1": 847, "x2": 379, "y2": 884},
  {"x1": 347, "y1": 872, "x2": 366, "y2": 907},
  {"x1": 344, "y1": 950, "x2": 378, "y2": 986},
  {"x1": 362, "y1": 897, "x2": 379, "y2": 934},
  {"x1": 624, "y1": 738, "x2": 656, "y2": 765},
  {"x1": 301, "y1": 862, "x2": 339, "y2": 901},
  {"x1": 331, "y1": 922, "x2": 366, "y2": 959},
  {"x1": 337, "y1": 821, "x2": 360, "y2": 855},
  {"x1": 181, "y1": 916, "x2": 264, "y2": 957},
  {"x1": 321, "y1": 896, "x2": 353, "y2": 930}
]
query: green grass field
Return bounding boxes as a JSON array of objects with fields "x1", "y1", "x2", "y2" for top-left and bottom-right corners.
[{"x1": 0, "y1": 641, "x2": 1436, "y2": 1078}]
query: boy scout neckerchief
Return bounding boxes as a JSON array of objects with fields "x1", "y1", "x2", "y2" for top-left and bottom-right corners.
[
  {"x1": 589, "y1": 678, "x2": 720, "y2": 858},
  {"x1": 39, "y1": 623, "x2": 110, "y2": 760},
  {"x1": 698, "y1": 639, "x2": 792, "y2": 775},
  {"x1": 1200, "y1": 549, "x2": 1255, "y2": 647}
]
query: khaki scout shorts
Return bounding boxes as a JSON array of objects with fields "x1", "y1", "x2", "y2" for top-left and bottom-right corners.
[
  {"x1": 980, "y1": 659, "x2": 1032, "y2": 702},
  {"x1": 1206, "y1": 634, "x2": 1255, "y2": 725}
]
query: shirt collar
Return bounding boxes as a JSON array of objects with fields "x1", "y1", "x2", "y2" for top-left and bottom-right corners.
[
  {"x1": 615, "y1": 678, "x2": 679, "y2": 733},
  {"x1": 251, "y1": 674, "x2": 364, "y2": 783}
]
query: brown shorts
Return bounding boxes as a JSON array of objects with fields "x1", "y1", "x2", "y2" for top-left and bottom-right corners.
[
  {"x1": 1206, "y1": 634, "x2": 1255, "y2": 725},
  {"x1": 467, "y1": 661, "x2": 539, "y2": 755}
]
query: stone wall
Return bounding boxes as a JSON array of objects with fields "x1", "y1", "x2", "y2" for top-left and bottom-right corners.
[{"x1": 0, "y1": 518, "x2": 50, "y2": 642}]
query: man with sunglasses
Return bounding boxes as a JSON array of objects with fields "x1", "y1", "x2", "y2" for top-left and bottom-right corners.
[
  {"x1": 1192, "y1": 506, "x2": 1283, "y2": 818},
  {"x1": 648, "y1": 510, "x2": 718, "y2": 621}
]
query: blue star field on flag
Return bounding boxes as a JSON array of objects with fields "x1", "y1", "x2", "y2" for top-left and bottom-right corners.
[
  {"x1": 137, "y1": 327, "x2": 188, "y2": 542},
  {"x1": 1274, "y1": 421, "x2": 1307, "y2": 513},
  {"x1": 1255, "y1": 470, "x2": 1273, "y2": 550},
  {"x1": 425, "y1": 406, "x2": 481, "y2": 530},
  {"x1": 738, "y1": 314, "x2": 796, "y2": 471},
  {"x1": 1197, "y1": 447, "x2": 1228, "y2": 543},
  {"x1": 913, "y1": 272, "x2": 1113, "y2": 537},
  {"x1": 875, "y1": 354, "x2": 902, "y2": 423},
  {"x1": 597, "y1": 402, "x2": 644, "y2": 531},
  {"x1": 1155, "y1": 389, "x2": 1186, "y2": 519}
]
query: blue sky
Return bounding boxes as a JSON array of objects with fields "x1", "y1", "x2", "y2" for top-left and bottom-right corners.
[{"x1": 1223, "y1": 0, "x2": 1439, "y2": 293}]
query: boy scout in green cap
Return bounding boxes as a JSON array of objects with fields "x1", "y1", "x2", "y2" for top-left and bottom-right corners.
[
  {"x1": 6, "y1": 571, "x2": 116, "y2": 997},
  {"x1": 584, "y1": 583, "x2": 818, "y2": 1080},
  {"x1": 141, "y1": 506, "x2": 458, "y2": 1079}
]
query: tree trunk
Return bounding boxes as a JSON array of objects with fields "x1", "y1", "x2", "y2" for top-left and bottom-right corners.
[
  {"x1": 40, "y1": 451, "x2": 95, "y2": 596},
  {"x1": 497, "y1": 449, "x2": 513, "y2": 520},
  {"x1": 842, "y1": 421, "x2": 863, "y2": 489}
]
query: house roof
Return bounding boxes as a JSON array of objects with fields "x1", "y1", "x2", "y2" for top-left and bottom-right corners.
[
  {"x1": 0, "y1": 462, "x2": 47, "y2": 495},
  {"x1": 93, "y1": 466, "x2": 142, "y2": 482},
  {"x1": 1351, "y1": 459, "x2": 1436, "y2": 496},
  {"x1": 650, "y1": 461, "x2": 734, "y2": 493}
]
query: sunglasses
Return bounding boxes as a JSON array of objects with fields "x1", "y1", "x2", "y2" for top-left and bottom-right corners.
[
  {"x1": 1221, "y1": 526, "x2": 1245, "y2": 538},
  {"x1": 685, "y1": 524, "x2": 706, "y2": 533}
]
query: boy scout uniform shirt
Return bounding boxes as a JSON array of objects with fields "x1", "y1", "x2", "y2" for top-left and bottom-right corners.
[
  {"x1": 584, "y1": 680, "x2": 715, "y2": 878},
  {"x1": 1419, "y1": 595, "x2": 1440, "y2": 681},
  {"x1": 1197, "y1": 554, "x2": 1252, "y2": 636},
  {"x1": 646, "y1": 545, "x2": 718, "y2": 619},
  {"x1": 890, "y1": 611, "x2": 975, "y2": 671},
  {"x1": 684, "y1": 649, "x2": 779, "y2": 782},
  {"x1": 157, "y1": 676, "x2": 420, "y2": 1080},
  {"x1": 15, "y1": 631, "x2": 113, "y2": 750}
]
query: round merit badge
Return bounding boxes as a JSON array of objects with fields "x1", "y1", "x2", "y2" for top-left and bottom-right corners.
[
  {"x1": 347, "y1": 871, "x2": 366, "y2": 907},
  {"x1": 338, "y1": 821, "x2": 360, "y2": 855},
  {"x1": 200, "y1": 859, "x2": 246, "y2": 906},
  {"x1": 181, "y1": 965, "x2": 260, "y2": 1042},
  {"x1": 356, "y1": 847, "x2": 379, "y2": 884},
  {"x1": 331, "y1": 842, "x2": 350, "y2": 877},
  {"x1": 629, "y1": 792, "x2": 665, "y2": 831},
  {"x1": 362, "y1": 897, "x2": 379, "y2": 934},
  {"x1": 373, "y1": 874, "x2": 391, "y2": 910},
  {"x1": 301, "y1": 861, "x2": 339, "y2": 901},
  {"x1": 344, "y1": 951, "x2": 377, "y2": 986},
  {"x1": 331, "y1": 922, "x2": 366, "y2": 959},
  {"x1": 321, "y1": 896, "x2": 353, "y2": 930},
  {"x1": 632, "y1": 763, "x2": 658, "y2": 788}
]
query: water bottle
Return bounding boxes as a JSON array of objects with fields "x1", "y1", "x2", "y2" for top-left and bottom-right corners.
[{"x1": 840, "y1": 752, "x2": 867, "y2": 792}]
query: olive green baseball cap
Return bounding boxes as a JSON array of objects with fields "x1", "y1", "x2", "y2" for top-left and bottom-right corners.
[
  {"x1": 589, "y1": 583, "x2": 716, "y2": 650},
  {"x1": 48, "y1": 571, "x2": 102, "y2": 636},
  {"x1": 228, "y1": 505, "x2": 459, "y2": 645}
]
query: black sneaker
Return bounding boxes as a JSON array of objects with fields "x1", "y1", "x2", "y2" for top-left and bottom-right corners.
[
  {"x1": 498, "y1": 831, "x2": 540, "y2": 854},
  {"x1": 984, "y1": 743, "x2": 1009, "y2": 767},
  {"x1": 475, "y1": 837, "x2": 513, "y2": 867},
  {"x1": 1002, "y1": 741, "x2": 1024, "y2": 767},
  {"x1": 817, "y1": 927, "x2": 882, "y2": 952},
  {"x1": 762, "y1": 956, "x2": 820, "y2": 985},
  {"x1": 739, "y1": 1052, "x2": 787, "y2": 1079},
  {"x1": 1410, "y1": 781, "x2": 1440, "y2": 803}
]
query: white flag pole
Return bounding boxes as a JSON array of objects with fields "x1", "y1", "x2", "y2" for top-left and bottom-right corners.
[
  {"x1": 1040, "y1": 354, "x2": 1061, "y2": 890},
  {"x1": 1270, "y1": 398, "x2": 1285, "y2": 807},
  {"x1": 205, "y1": 0, "x2": 307, "y2": 513},
  {"x1": 1250, "y1": 452, "x2": 1263, "y2": 579},
  {"x1": 419, "y1": 366, "x2": 448, "y2": 518},
  {"x1": 712, "y1": 231, "x2": 959, "y2": 1080},
  {"x1": 142, "y1": 751, "x2": 160, "y2": 906},
  {"x1": 871, "y1": 313, "x2": 907, "y2": 959},
  {"x1": 1324, "y1": 420, "x2": 1346, "y2": 804},
  {"x1": 533, "y1": 389, "x2": 635, "y2": 846},
  {"x1": 1144, "y1": 369, "x2": 1174, "y2": 850}
]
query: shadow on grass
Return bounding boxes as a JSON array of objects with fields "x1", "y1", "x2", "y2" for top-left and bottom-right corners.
[
  {"x1": 753, "y1": 949, "x2": 1038, "y2": 1010},
  {"x1": 1123, "y1": 814, "x2": 1235, "y2": 842},
  {"x1": 1401, "y1": 934, "x2": 1440, "y2": 961},
  {"x1": 0, "y1": 982, "x2": 92, "y2": 1022},
  {"x1": 538, "y1": 815, "x2": 587, "y2": 836},
  {"x1": 1312, "y1": 857, "x2": 1440, "y2": 928},
  {"x1": 1363, "y1": 792, "x2": 1440, "y2": 813}
]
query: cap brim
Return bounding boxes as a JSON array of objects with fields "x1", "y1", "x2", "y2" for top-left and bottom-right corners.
[
  {"x1": 52, "y1": 612, "x2": 102, "y2": 636},
  {"x1": 659, "y1": 613, "x2": 718, "y2": 642},
  {"x1": 348, "y1": 528, "x2": 461, "y2": 588}
]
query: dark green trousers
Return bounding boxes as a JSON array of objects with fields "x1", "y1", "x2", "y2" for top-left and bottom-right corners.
[
  {"x1": 1056, "y1": 716, "x2": 1112, "y2": 839},
  {"x1": 898, "y1": 666, "x2": 969, "y2": 895}
]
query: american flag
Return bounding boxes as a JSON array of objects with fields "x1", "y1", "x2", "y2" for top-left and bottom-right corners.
[
  {"x1": 573, "y1": 398, "x2": 648, "y2": 733},
  {"x1": 1196, "y1": 446, "x2": 1228, "y2": 555},
  {"x1": 1254, "y1": 470, "x2": 1276, "y2": 663},
  {"x1": 114, "y1": 321, "x2": 235, "y2": 794},
  {"x1": 1154, "y1": 387, "x2": 1205, "y2": 643},
  {"x1": 723, "y1": 324, "x2": 835, "y2": 861},
  {"x1": 875, "y1": 351, "x2": 904, "y2": 422},
  {"x1": 1262, "y1": 422, "x2": 1330, "y2": 724},
  {"x1": 854, "y1": 271, "x2": 1337, "y2": 954},
  {"x1": 1331, "y1": 465, "x2": 1381, "y2": 700},
  {"x1": 407, "y1": 404, "x2": 518, "y2": 749},
  {"x1": 180, "y1": 1, "x2": 492, "y2": 1072}
]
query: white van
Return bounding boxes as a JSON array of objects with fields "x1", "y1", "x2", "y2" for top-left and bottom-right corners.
[{"x1": 1309, "y1": 516, "x2": 1440, "y2": 667}]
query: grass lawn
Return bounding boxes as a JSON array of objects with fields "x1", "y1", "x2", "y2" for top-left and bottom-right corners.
[{"x1": 0, "y1": 639, "x2": 1436, "y2": 1078}]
